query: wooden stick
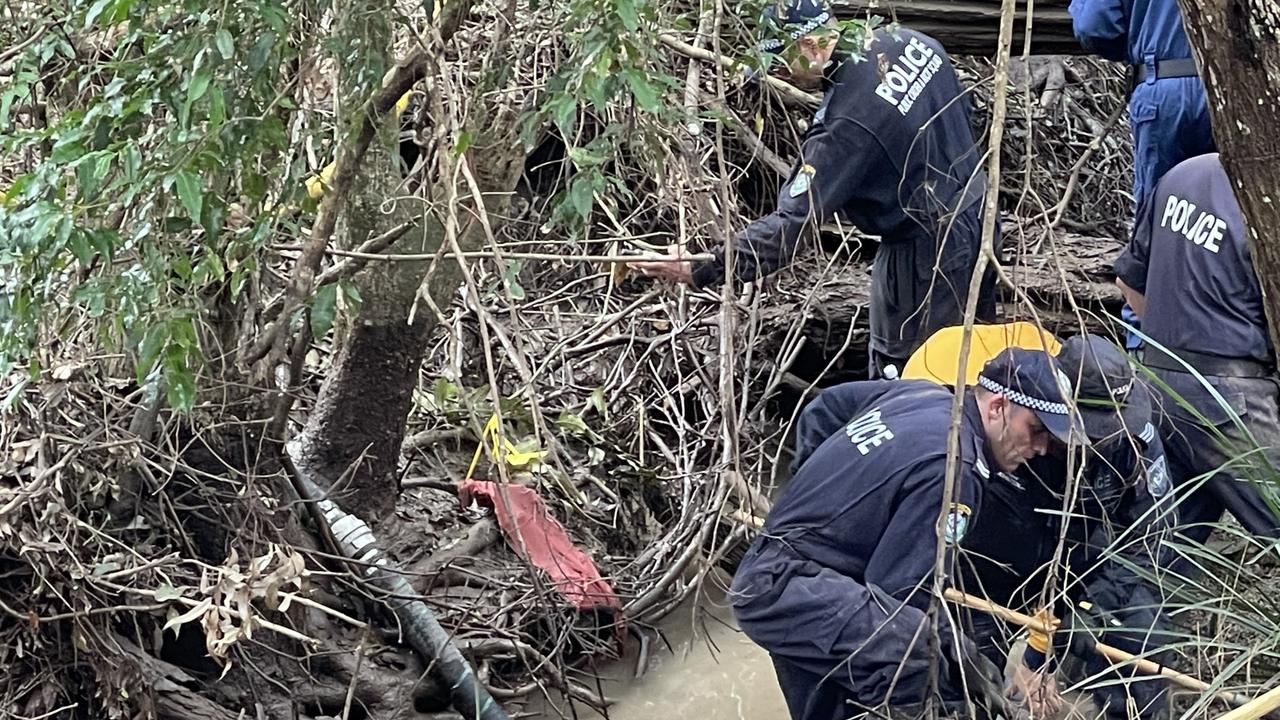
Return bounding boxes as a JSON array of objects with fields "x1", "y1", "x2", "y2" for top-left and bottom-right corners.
[
  {"x1": 271, "y1": 244, "x2": 716, "y2": 264},
  {"x1": 943, "y1": 588, "x2": 1058, "y2": 634},
  {"x1": 1217, "y1": 685, "x2": 1280, "y2": 720},
  {"x1": 942, "y1": 588, "x2": 1253, "y2": 708}
]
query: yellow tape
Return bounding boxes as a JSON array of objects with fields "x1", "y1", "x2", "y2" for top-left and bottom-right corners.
[
  {"x1": 1026, "y1": 606, "x2": 1057, "y2": 653},
  {"x1": 464, "y1": 414, "x2": 548, "y2": 480},
  {"x1": 1027, "y1": 629, "x2": 1051, "y2": 653}
]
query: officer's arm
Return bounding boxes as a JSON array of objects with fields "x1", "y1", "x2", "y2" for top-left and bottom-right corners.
[
  {"x1": 811, "y1": 463, "x2": 983, "y2": 696},
  {"x1": 791, "y1": 381, "x2": 896, "y2": 473},
  {"x1": 1103, "y1": 439, "x2": 1178, "y2": 575},
  {"x1": 1114, "y1": 189, "x2": 1156, "y2": 318},
  {"x1": 1069, "y1": 0, "x2": 1130, "y2": 61},
  {"x1": 1116, "y1": 279, "x2": 1146, "y2": 317},
  {"x1": 690, "y1": 118, "x2": 874, "y2": 288},
  {"x1": 1065, "y1": 441, "x2": 1177, "y2": 662},
  {"x1": 864, "y1": 462, "x2": 979, "y2": 607}
]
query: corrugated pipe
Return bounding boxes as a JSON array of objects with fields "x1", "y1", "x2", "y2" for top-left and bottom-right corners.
[{"x1": 282, "y1": 449, "x2": 507, "y2": 720}]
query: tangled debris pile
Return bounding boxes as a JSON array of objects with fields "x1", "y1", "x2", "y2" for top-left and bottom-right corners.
[{"x1": 0, "y1": 2, "x2": 1159, "y2": 718}]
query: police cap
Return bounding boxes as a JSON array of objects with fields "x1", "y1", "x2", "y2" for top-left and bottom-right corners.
[
  {"x1": 978, "y1": 347, "x2": 1086, "y2": 445},
  {"x1": 1056, "y1": 334, "x2": 1153, "y2": 442},
  {"x1": 755, "y1": 0, "x2": 835, "y2": 52}
]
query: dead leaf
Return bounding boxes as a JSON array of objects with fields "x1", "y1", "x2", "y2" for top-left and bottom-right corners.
[{"x1": 163, "y1": 599, "x2": 212, "y2": 635}]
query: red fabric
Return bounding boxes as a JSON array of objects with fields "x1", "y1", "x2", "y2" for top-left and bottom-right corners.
[{"x1": 458, "y1": 480, "x2": 622, "y2": 616}]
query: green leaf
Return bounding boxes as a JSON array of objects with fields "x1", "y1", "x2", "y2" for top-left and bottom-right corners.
[
  {"x1": 76, "y1": 159, "x2": 102, "y2": 200},
  {"x1": 615, "y1": 0, "x2": 639, "y2": 31},
  {"x1": 433, "y1": 378, "x2": 458, "y2": 408},
  {"x1": 501, "y1": 259, "x2": 525, "y2": 300},
  {"x1": 453, "y1": 131, "x2": 472, "y2": 156},
  {"x1": 123, "y1": 145, "x2": 141, "y2": 182},
  {"x1": 208, "y1": 87, "x2": 225, "y2": 126},
  {"x1": 137, "y1": 326, "x2": 167, "y2": 381},
  {"x1": 584, "y1": 73, "x2": 612, "y2": 112},
  {"x1": 187, "y1": 68, "x2": 212, "y2": 107},
  {"x1": 154, "y1": 583, "x2": 184, "y2": 601},
  {"x1": 549, "y1": 95, "x2": 577, "y2": 137},
  {"x1": 248, "y1": 33, "x2": 275, "y2": 73},
  {"x1": 68, "y1": 231, "x2": 94, "y2": 266},
  {"x1": 567, "y1": 146, "x2": 605, "y2": 168},
  {"x1": 568, "y1": 175, "x2": 594, "y2": 219},
  {"x1": 174, "y1": 170, "x2": 202, "y2": 222},
  {"x1": 50, "y1": 139, "x2": 86, "y2": 164},
  {"x1": 589, "y1": 386, "x2": 607, "y2": 416},
  {"x1": 164, "y1": 351, "x2": 196, "y2": 411},
  {"x1": 621, "y1": 68, "x2": 660, "y2": 112},
  {"x1": 3, "y1": 377, "x2": 29, "y2": 411},
  {"x1": 556, "y1": 410, "x2": 590, "y2": 435},
  {"x1": 242, "y1": 172, "x2": 266, "y2": 201},
  {"x1": 310, "y1": 283, "x2": 338, "y2": 339},
  {"x1": 83, "y1": 0, "x2": 116, "y2": 29},
  {"x1": 215, "y1": 29, "x2": 234, "y2": 59},
  {"x1": 230, "y1": 267, "x2": 248, "y2": 299},
  {"x1": 88, "y1": 229, "x2": 117, "y2": 260}
]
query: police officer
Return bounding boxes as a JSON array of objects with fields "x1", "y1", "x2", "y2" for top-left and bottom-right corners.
[
  {"x1": 961, "y1": 335, "x2": 1179, "y2": 720},
  {"x1": 1070, "y1": 0, "x2": 1216, "y2": 348},
  {"x1": 731, "y1": 347, "x2": 1081, "y2": 720},
  {"x1": 1114, "y1": 152, "x2": 1280, "y2": 546},
  {"x1": 796, "y1": 331, "x2": 1179, "y2": 719},
  {"x1": 630, "y1": 0, "x2": 996, "y2": 379},
  {"x1": 1070, "y1": 0, "x2": 1214, "y2": 203}
]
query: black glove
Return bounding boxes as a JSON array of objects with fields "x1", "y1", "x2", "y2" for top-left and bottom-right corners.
[
  {"x1": 1063, "y1": 600, "x2": 1108, "y2": 659},
  {"x1": 943, "y1": 635, "x2": 1012, "y2": 720}
]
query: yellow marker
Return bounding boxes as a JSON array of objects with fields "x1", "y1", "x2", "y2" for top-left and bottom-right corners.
[
  {"x1": 902, "y1": 321, "x2": 1062, "y2": 387},
  {"x1": 304, "y1": 89, "x2": 416, "y2": 200}
]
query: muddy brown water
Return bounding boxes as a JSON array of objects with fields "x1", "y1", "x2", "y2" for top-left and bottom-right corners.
[
  {"x1": 529, "y1": 585, "x2": 788, "y2": 720},
  {"x1": 524, "y1": 595, "x2": 1104, "y2": 720}
]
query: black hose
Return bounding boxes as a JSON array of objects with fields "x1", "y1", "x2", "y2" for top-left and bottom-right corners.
[{"x1": 283, "y1": 452, "x2": 508, "y2": 720}]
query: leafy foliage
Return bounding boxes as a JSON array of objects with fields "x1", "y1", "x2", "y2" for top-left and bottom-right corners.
[
  {"x1": 0, "y1": 0, "x2": 316, "y2": 408},
  {"x1": 528, "y1": 0, "x2": 681, "y2": 231}
]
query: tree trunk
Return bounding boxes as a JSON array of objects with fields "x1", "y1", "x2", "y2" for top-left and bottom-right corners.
[
  {"x1": 830, "y1": 0, "x2": 1082, "y2": 56},
  {"x1": 1175, "y1": 0, "x2": 1280, "y2": 345},
  {"x1": 291, "y1": 2, "x2": 527, "y2": 519},
  {"x1": 289, "y1": 0, "x2": 407, "y2": 517}
]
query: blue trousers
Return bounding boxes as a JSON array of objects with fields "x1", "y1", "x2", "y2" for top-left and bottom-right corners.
[{"x1": 1123, "y1": 76, "x2": 1216, "y2": 349}]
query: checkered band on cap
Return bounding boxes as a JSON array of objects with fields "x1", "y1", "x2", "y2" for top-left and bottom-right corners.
[
  {"x1": 977, "y1": 374, "x2": 1069, "y2": 416},
  {"x1": 757, "y1": 10, "x2": 832, "y2": 51}
]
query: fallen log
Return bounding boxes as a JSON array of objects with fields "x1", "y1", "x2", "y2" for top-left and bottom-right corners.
[
  {"x1": 114, "y1": 636, "x2": 241, "y2": 720},
  {"x1": 829, "y1": 0, "x2": 1083, "y2": 57},
  {"x1": 755, "y1": 228, "x2": 1124, "y2": 384}
]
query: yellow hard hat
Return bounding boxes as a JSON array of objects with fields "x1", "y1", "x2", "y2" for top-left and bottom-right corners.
[{"x1": 902, "y1": 321, "x2": 1061, "y2": 387}]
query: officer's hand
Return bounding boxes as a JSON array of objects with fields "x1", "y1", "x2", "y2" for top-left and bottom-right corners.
[
  {"x1": 628, "y1": 243, "x2": 694, "y2": 285},
  {"x1": 1007, "y1": 662, "x2": 1063, "y2": 717},
  {"x1": 945, "y1": 639, "x2": 1013, "y2": 720}
]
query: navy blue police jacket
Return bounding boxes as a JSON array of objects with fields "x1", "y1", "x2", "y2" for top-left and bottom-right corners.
[
  {"x1": 792, "y1": 380, "x2": 1177, "y2": 666},
  {"x1": 691, "y1": 28, "x2": 985, "y2": 288},
  {"x1": 733, "y1": 380, "x2": 992, "y2": 697},
  {"x1": 1115, "y1": 153, "x2": 1270, "y2": 363}
]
